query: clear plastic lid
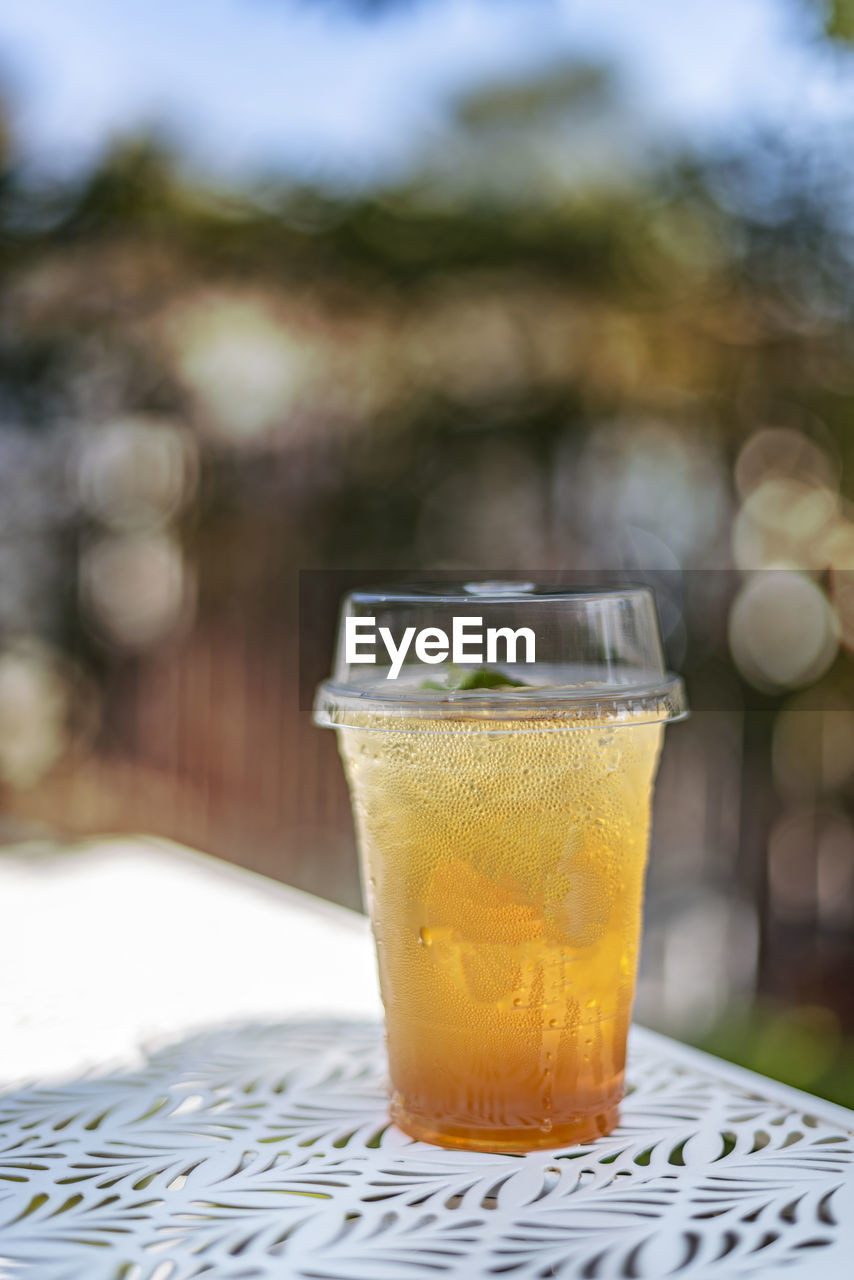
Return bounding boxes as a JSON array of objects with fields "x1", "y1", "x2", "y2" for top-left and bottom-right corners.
[{"x1": 314, "y1": 581, "x2": 687, "y2": 730}]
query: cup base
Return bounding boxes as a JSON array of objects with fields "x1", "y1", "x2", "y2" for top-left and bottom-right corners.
[{"x1": 390, "y1": 1100, "x2": 620, "y2": 1153}]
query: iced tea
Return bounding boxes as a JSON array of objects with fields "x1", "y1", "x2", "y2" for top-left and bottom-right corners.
[{"x1": 337, "y1": 711, "x2": 663, "y2": 1153}]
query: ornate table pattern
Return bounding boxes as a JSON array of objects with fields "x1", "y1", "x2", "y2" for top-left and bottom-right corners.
[{"x1": 1, "y1": 839, "x2": 853, "y2": 1279}]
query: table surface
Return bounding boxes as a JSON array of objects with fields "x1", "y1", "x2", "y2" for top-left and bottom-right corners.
[{"x1": 1, "y1": 836, "x2": 853, "y2": 1280}]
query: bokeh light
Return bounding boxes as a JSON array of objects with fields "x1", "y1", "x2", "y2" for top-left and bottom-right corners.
[
  {"x1": 80, "y1": 533, "x2": 193, "y2": 651},
  {"x1": 773, "y1": 691, "x2": 854, "y2": 797},
  {"x1": 768, "y1": 807, "x2": 854, "y2": 930},
  {"x1": 570, "y1": 419, "x2": 729, "y2": 565},
  {"x1": 728, "y1": 571, "x2": 839, "y2": 691},
  {"x1": 817, "y1": 819, "x2": 854, "y2": 930},
  {"x1": 734, "y1": 427, "x2": 838, "y2": 499},
  {"x1": 0, "y1": 642, "x2": 95, "y2": 788},
  {"x1": 732, "y1": 478, "x2": 840, "y2": 570},
  {"x1": 76, "y1": 415, "x2": 198, "y2": 532},
  {"x1": 642, "y1": 891, "x2": 758, "y2": 1035},
  {"x1": 165, "y1": 294, "x2": 325, "y2": 445},
  {"x1": 831, "y1": 566, "x2": 854, "y2": 649}
]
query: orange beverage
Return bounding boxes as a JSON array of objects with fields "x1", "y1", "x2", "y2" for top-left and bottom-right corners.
[
  {"x1": 315, "y1": 581, "x2": 685, "y2": 1152},
  {"x1": 337, "y1": 711, "x2": 663, "y2": 1152}
]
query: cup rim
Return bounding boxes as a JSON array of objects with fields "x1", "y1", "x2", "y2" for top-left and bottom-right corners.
[
  {"x1": 314, "y1": 673, "x2": 688, "y2": 733},
  {"x1": 346, "y1": 582, "x2": 656, "y2": 606}
]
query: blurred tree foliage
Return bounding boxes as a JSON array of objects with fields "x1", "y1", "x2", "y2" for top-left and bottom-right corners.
[
  {"x1": 696, "y1": 1001, "x2": 854, "y2": 1108},
  {"x1": 1, "y1": 63, "x2": 854, "y2": 636},
  {"x1": 1, "y1": 59, "x2": 854, "y2": 617},
  {"x1": 822, "y1": 0, "x2": 854, "y2": 40}
]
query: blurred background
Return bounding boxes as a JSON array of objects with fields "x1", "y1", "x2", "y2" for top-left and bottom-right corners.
[{"x1": 1, "y1": 0, "x2": 854, "y2": 1102}]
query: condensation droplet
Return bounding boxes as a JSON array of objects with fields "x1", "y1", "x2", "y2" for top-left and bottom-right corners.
[
  {"x1": 540, "y1": 1117, "x2": 553, "y2": 1134},
  {"x1": 418, "y1": 927, "x2": 433, "y2": 948}
]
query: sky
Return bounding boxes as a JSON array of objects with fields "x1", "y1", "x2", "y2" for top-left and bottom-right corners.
[{"x1": 0, "y1": 0, "x2": 852, "y2": 188}]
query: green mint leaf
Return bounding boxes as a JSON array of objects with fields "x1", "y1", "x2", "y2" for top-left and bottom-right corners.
[
  {"x1": 456, "y1": 667, "x2": 529, "y2": 689},
  {"x1": 418, "y1": 666, "x2": 530, "y2": 691}
]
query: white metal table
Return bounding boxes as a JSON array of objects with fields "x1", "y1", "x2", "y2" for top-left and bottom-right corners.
[{"x1": 1, "y1": 837, "x2": 852, "y2": 1279}]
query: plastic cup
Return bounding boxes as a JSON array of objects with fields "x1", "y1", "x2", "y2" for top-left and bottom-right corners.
[{"x1": 314, "y1": 583, "x2": 686, "y2": 1152}]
